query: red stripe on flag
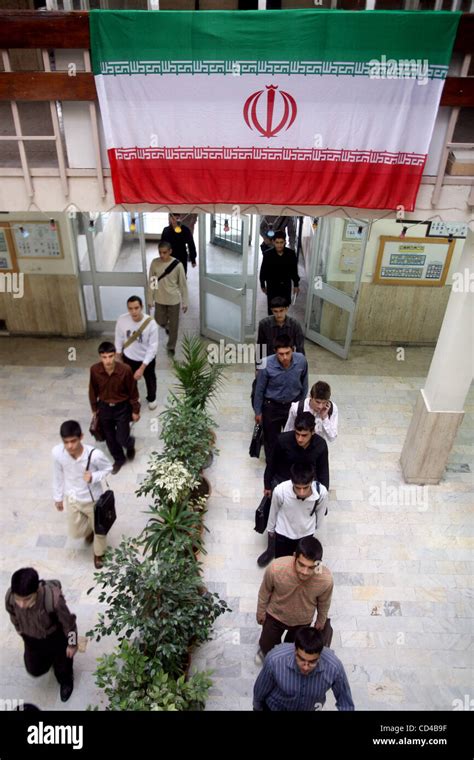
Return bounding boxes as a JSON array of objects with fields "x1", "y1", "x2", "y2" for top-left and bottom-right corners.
[{"x1": 108, "y1": 152, "x2": 425, "y2": 210}]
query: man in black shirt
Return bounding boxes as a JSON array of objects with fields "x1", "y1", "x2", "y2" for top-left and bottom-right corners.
[
  {"x1": 260, "y1": 216, "x2": 297, "y2": 253},
  {"x1": 160, "y1": 213, "x2": 197, "y2": 276},
  {"x1": 257, "y1": 413, "x2": 329, "y2": 568},
  {"x1": 264, "y1": 412, "x2": 329, "y2": 494},
  {"x1": 256, "y1": 296, "x2": 305, "y2": 367},
  {"x1": 259, "y1": 231, "x2": 299, "y2": 315}
]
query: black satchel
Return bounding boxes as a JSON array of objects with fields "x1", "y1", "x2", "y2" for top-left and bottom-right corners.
[
  {"x1": 254, "y1": 494, "x2": 271, "y2": 534},
  {"x1": 86, "y1": 449, "x2": 116, "y2": 536},
  {"x1": 249, "y1": 423, "x2": 263, "y2": 458},
  {"x1": 89, "y1": 413, "x2": 105, "y2": 442}
]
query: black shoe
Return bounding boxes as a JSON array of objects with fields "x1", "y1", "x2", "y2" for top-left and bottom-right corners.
[
  {"x1": 167, "y1": 348, "x2": 175, "y2": 356},
  {"x1": 126, "y1": 437, "x2": 136, "y2": 460},
  {"x1": 112, "y1": 461, "x2": 124, "y2": 474},
  {"x1": 60, "y1": 683, "x2": 73, "y2": 702},
  {"x1": 257, "y1": 533, "x2": 276, "y2": 568}
]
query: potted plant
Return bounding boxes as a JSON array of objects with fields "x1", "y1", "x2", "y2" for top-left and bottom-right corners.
[
  {"x1": 93, "y1": 641, "x2": 213, "y2": 711},
  {"x1": 172, "y1": 333, "x2": 225, "y2": 411},
  {"x1": 160, "y1": 395, "x2": 217, "y2": 484},
  {"x1": 87, "y1": 537, "x2": 230, "y2": 679}
]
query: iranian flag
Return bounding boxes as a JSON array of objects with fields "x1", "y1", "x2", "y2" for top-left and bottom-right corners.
[{"x1": 90, "y1": 9, "x2": 460, "y2": 210}]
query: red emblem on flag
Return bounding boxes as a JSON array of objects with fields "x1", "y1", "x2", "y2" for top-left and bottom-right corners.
[{"x1": 243, "y1": 85, "x2": 297, "y2": 138}]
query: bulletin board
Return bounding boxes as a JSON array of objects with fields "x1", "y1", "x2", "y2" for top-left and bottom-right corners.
[
  {"x1": 11, "y1": 222, "x2": 63, "y2": 259},
  {"x1": 0, "y1": 225, "x2": 18, "y2": 273},
  {"x1": 374, "y1": 236, "x2": 455, "y2": 287}
]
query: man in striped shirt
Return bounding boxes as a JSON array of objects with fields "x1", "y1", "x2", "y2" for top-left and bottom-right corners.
[
  {"x1": 256, "y1": 537, "x2": 333, "y2": 659},
  {"x1": 253, "y1": 627, "x2": 354, "y2": 712}
]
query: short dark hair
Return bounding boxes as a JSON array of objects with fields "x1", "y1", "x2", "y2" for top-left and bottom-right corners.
[
  {"x1": 270, "y1": 296, "x2": 289, "y2": 309},
  {"x1": 311, "y1": 381, "x2": 331, "y2": 401},
  {"x1": 273, "y1": 230, "x2": 286, "y2": 242},
  {"x1": 273, "y1": 334, "x2": 293, "y2": 351},
  {"x1": 127, "y1": 295, "x2": 143, "y2": 307},
  {"x1": 11, "y1": 568, "x2": 39, "y2": 597},
  {"x1": 158, "y1": 240, "x2": 172, "y2": 250},
  {"x1": 295, "y1": 536, "x2": 323, "y2": 562},
  {"x1": 290, "y1": 463, "x2": 315, "y2": 486},
  {"x1": 294, "y1": 626, "x2": 324, "y2": 655},
  {"x1": 98, "y1": 341, "x2": 116, "y2": 354},
  {"x1": 60, "y1": 420, "x2": 82, "y2": 439},
  {"x1": 294, "y1": 412, "x2": 315, "y2": 433}
]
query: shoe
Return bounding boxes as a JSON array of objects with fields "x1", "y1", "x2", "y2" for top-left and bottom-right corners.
[
  {"x1": 60, "y1": 683, "x2": 73, "y2": 702},
  {"x1": 85, "y1": 530, "x2": 94, "y2": 544},
  {"x1": 148, "y1": 400, "x2": 158, "y2": 411},
  {"x1": 167, "y1": 348, "x2": 175, "y2": 356},
  {"x1": 112, "y1": 461, "x2": 124, "y2": 474},
  {"x1": 94, "y1": 554, "x2": 104, "y2": 569},
  {"x1": 126, "y1": 437, "x2": 136, "y2": 460},
  {"x1": 257, "y1": 533, "x2": 276, "y2": 568},
  {"x1": 254, "y1": 649, "x2": 264, "y2": 666}
]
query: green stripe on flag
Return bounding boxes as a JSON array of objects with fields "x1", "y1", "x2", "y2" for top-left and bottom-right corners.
[{"x1": 90, "y1": 10, "x2": 460, "y2": 75}]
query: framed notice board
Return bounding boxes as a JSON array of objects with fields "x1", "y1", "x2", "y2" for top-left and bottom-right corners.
[
  {"x1": 374, "y1": 236, "x2": 455, "y2": 287},
  {"x1": 11, "y1": 222, "x2": 63, "y2": 259},
  {"x1": 0, "y1": 225, "x2": 18, "y2": 273}
]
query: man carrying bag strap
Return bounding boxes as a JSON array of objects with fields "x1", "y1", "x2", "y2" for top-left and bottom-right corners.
[
  {"x1": 148, "y1": 240, "x2": 189, "y2": 356},
  {"x1": 115, "y1": 296, "x2": 159, "y2": 411}
]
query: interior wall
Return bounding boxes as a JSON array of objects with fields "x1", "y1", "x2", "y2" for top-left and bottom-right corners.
[
  {"x1": 306, "y1": 217, "x2": 466, "y2": 345},
  {"x1": 0, "y1": 213, "x2": 86, "y2": 337}
]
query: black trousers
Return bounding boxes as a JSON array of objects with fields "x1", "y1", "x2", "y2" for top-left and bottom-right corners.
[
  {"x1": 275, "y1": 532, "x2": 313, "y2": 559},
  {"x1": 99, "y1": 401, "x2": 133, "y2": 465},
  {"x1": 23, "y1": 630, "x2": 73, "y2": 687},
  {"x1": 262, "y1": 398, "x2": 291, "y2": 461},
  {"x1": 259, "y1": 613, "x2": 305, "y2": 656},
  {"x1": 122, "y1": 354, "x2": 157, "y2": 403}
]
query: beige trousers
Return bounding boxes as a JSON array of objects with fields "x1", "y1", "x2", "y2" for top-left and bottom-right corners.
[{"x1": 65, "y1": 496, "x2": 107, "y2": 557}]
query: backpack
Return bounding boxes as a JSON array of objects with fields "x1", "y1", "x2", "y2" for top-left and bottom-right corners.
[{"x1": 5, "y1": 579, "x2": 61, "y2": 616}]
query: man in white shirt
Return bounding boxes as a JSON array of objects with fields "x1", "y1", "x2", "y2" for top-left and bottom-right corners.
[
  {"x1": 115, "y1": 295, "x2": 159, "y2": 411},
  {"x1": 52, "y1": 420, "x2": 113, "y2": 569},
  {"x1": 284, "y1": 381, "x2": 338, "y2": 443},
  {"x1": 266, "y1": 463, "x2": 328, "y2": 559}
]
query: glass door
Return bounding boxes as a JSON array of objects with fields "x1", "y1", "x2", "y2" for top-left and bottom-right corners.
[
  {"x1": 76, "y1": 212, "x2": 148, "y2": 334},
  {"x1": 304, "y1": 217, "x2": 369, "y2": 359},
  {"x1": 199, "y1": 212, "x2": 254, "y2": 343}
]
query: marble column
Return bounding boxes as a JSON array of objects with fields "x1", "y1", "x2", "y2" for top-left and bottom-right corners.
[{"x1": 400, "y1": 228, "x2": 473, "y2": 484}]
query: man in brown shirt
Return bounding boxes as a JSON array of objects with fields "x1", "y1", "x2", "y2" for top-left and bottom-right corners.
[
  {"x1": 256, "y1": 536, "x2": 333, "y2": 660},
  {"x1": 5, "y1": 567, "x2": 78, "y2": 702},
  {"x1": 89, "y1": 341, "x2": 140, "y2": 474}
]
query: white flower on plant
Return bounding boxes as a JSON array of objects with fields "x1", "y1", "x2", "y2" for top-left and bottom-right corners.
[{"x1": 144, "y1": 456, "x2": 199, "y2": 502}]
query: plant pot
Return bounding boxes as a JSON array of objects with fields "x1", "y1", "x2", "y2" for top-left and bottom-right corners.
[
  {"x1": 202, "y1": 451, "x2": 214, "y2": 470},
  {"x1": 190, "y1": 475, "x2": 211, "y2": 501}
]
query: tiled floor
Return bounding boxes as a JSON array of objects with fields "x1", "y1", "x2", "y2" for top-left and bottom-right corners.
[
  {"x1": 0, "y1": 350, "x2": 472, "y2": 711},
  {"x1": 0, "y1": 257, "x2": 472, "y2": 711}
]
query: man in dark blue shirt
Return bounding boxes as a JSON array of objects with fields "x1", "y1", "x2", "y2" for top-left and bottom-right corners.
[
  {"x1": 253, "y1": 334, "x2": 308, "y2": 463},
  {"x1": 253, "y1": 627, "x2": 354, "y2": 712}
]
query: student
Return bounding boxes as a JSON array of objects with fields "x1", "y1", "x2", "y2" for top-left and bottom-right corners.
[
  {"x1": 52, "y1": 419, "x2": 112, "y2": 569},
  {"x1": 160, "y1": 212, "x2": 197, "y2": 275},
  {"x1": 5, "y1": 568, "x2": 78, "y2": 702},
  {"x1": 115, "y1": 295, "x2": 159, "y2": 411},
  {"x1": 89, "y1": 341, "x2": 140, "y2": 474},
  {"x1": 266, "y1": 463, "x2": 328, "y2": 561},
  {"x1": 255, "y1": 537, "x2": 333, "y2": 661},
  {"x1": 285, "y1": 381, "x2": 338, "y2": 443},
  {"x1": 256, "y1": 296, "x2": 305, "y2": 368},
  {"x1": 253, "y1": 626, "x2": 354, "y2": 712},
  {"x1": 147, "y1": 240, "x2": 189, "y2": 356},
  {"x1": 253, "y1": 335, "x2": 308, "y2": 462},
  {"x1": 259, "y1": 230, "x2": 300, "y2": 315}
]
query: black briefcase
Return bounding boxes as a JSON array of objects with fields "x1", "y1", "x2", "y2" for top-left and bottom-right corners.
[
  {"x1": 249, "y1": 423, "x2": 263, "y2": 458},
  {"x1": 94, "y1": 489, "x2": 116, "y2": 536},
  {"x1": 254, "y1": 495, "x2": 271, "y2": 534}
]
